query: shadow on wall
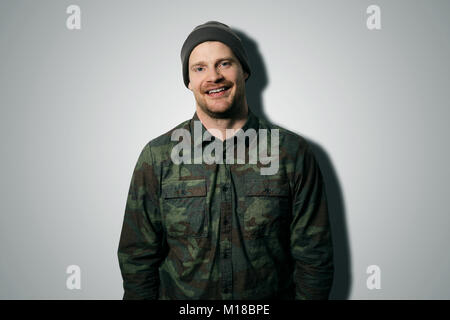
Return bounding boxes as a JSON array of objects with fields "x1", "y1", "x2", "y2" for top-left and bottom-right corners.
[{"x1": 234, "y1": 29, "x2": 352, "y2": 300}]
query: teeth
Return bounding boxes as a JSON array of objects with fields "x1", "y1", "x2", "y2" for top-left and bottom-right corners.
[{"x1": 208, "y1": 87, "x2": 226, "y2": 94}]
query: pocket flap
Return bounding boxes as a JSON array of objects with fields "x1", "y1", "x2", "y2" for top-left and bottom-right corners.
[
  {"x1": 245, "y1": 177, "x2": 289, "y2": 197},
  {"x1": 162, "y1": 179, "x2": 207, "y2": 199}
]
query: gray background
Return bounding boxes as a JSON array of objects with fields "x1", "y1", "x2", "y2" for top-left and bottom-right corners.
[{"x1": 1, "y1": 0, "x2": 449, "y2": 299}]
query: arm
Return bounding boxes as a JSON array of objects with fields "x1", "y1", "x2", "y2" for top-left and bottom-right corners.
[
  {"x1": 290, "y1": 143, "x2": 334, "y2": 299},
  {"x1": 117, "y1": 143, "x2": 166, "y2": 299}
]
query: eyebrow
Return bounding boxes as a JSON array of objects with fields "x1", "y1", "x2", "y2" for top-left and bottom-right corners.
[{"x1": 190, "y1": 57, "x2": 235, "y2": 68}]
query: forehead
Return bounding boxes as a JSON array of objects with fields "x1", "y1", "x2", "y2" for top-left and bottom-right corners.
[{"x1": 188, "y1": 41, "x2": 235, "y2": 65}]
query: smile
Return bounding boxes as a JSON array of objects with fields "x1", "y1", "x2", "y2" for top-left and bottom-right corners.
[{"x1": 206, "y1": 86, "x2": 230, "y2": 97}]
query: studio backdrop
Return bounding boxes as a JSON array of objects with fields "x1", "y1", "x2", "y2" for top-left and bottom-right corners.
[{"x1": 1, "y1": 0, "x2": 449, "y2": 299}]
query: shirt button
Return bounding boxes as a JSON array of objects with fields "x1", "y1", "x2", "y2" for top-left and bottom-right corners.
[
  {"x1": 222, "y1": 185, "x2": 228, "y2": 192},
  {"x1": 223, "y1": 219, "x2": 229, "y2": 225}
]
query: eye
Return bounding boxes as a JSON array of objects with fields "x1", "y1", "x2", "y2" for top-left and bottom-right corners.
[
  {"x1": 194, "y1": 67, "x2": 204, "y2": 72},
  {"x1": 220, "y1": 61, "x2": 231, "y2": 67}
]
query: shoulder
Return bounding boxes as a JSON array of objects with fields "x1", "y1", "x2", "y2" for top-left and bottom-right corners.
[
  {"x1": 258, "y1": 117, "x2": 311, "y2": 157},
  {"x1": 140, "y1": 119, "x2": 191, "y2": 164}
]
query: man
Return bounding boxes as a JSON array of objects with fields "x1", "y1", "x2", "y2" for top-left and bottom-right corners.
[{"x1": 118, "y1": 21, "x2": 334, "y2": 300}]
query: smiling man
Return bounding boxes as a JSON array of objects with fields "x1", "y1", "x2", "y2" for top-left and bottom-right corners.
[
  {"x1": 188, "y1": 40, "x2": 248, "y2": 128},
  {"x1": 118, "y1": 21, "x2": 334, "y2": 300}
]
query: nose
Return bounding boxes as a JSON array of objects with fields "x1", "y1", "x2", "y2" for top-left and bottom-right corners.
[{"x1": 205, "y1": 66, "x2": 224, "y2": 83}]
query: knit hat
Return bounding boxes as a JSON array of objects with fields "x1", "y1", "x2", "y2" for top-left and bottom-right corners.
[{"x1": 180, "y1": 21, "x2": 251, "y2": 88}]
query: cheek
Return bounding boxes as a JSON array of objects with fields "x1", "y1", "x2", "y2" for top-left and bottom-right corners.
[
  {"x1": 191, "y1": 83, "x2": 202, "y2": 94},
  {"x1": 188, "y1": 76, "x2": 201, "y2": 91},
  {"x1": 193, "y1": 80, "x2": 204, "y2": 92}
]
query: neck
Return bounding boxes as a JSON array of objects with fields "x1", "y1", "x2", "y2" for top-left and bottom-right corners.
[{"x1": 196, "y1": 101, "x2": 249, "y2": 141}]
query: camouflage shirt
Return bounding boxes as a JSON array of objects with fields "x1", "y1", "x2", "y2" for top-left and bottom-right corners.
[{"x1": 117, "y1": 109, "x2": 334, "y2": 300}]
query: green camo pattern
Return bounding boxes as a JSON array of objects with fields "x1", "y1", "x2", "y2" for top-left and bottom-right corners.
[{"x1": 117, "y1": 109, "x2": 334, "y2": 299}]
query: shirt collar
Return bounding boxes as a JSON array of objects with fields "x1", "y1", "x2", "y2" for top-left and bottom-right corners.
[{"x1": 189, "y1": 108, "x2": 260, "y2": 149}]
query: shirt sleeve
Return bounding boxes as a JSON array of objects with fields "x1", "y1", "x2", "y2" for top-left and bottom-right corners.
[
  {"x1": 117, "y1": 143, "x2": 166, "y2": 299},
  {"x1": 290, "y1": 142, "x2": 334, "y2": 299}
]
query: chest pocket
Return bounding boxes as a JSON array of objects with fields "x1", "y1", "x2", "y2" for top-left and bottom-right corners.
[
  {"x1": 242, "y1": 177, "x2": 290, "y2": 238},
  {"x1": 161, "y1": 179, "x2": 208, "y2": 238}
]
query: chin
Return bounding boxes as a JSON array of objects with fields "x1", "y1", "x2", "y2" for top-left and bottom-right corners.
[
  {"x1": 204, "y1": 103, "x2": 240, "y2": 119},
  {"x1": 207, "y1": 104, "x2": 231, "y2": 113}
]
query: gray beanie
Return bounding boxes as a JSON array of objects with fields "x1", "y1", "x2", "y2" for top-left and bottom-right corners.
[{"x1": 180, "y1": 21, "x2": 251, "y2": 88}]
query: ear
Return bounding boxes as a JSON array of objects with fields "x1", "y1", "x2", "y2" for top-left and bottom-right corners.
[
  {"x1": 188, "y1": 81, "x2": 192, "y2": 90},
  {"x1": 244, "y1": 72, "x2": 249, "y2": 80}
]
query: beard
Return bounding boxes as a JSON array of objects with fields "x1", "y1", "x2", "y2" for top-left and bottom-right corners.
[
  {"x1": 196, "y1": 83, "x2": 246, "y2": 119},
  {"x1": 197, "y1": 98, "x2": 240, "y2": 119}
]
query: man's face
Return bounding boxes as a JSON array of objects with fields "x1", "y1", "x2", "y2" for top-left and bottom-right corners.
[{"x1": 188, "y1": 41, "x2": 249, "y2": 119}]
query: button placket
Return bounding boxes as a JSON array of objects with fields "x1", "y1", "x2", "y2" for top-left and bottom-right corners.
[{"x1": 220, "y1": 162, "x2": 233, "y2": 298}]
